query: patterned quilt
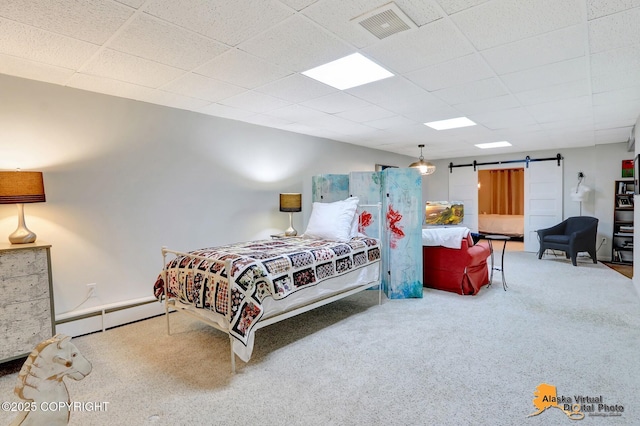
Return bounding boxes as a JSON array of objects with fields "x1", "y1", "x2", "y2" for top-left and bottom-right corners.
[{"x1": 153, "y1": 236, "x2": 381, "y2": 361}]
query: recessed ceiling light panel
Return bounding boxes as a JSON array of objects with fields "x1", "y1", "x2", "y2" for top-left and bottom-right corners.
[
  {"x1": 424, "y1": 117, "x2": 476, "y2": 130},
  {"x1": 302, "y1": 53, "x2": 394, "y2": 90},
  {"x1": 475, "y1": 141, "x2": 512, "y2": 149}
]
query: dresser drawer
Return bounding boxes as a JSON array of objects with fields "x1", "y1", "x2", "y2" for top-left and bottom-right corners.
[{"x1": 0, "y1": 243, "x2": 54, "y2": 362}]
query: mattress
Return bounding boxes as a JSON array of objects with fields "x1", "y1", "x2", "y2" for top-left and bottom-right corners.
[{"x1": 478, "y1": 214, "x2": 524, "y2": 236}]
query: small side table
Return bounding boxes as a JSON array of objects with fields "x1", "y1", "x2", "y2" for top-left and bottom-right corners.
[{"x1": 485, "y1": 235, "x2": 510, "y2": 291}]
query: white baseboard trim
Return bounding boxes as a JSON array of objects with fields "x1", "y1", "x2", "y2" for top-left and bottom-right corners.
[{"x1": 55, "y1": 296, "x2": 164, "y2": 337}]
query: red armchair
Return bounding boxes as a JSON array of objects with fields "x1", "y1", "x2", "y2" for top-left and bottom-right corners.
[{"x1": 423, "y1": 233, "x2": 491, "y2": 295}]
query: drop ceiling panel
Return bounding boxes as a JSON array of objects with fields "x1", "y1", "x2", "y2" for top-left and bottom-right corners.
[
  {"x1": 0, "y1": 53, "x2": 74, "y2": 84},
  {"x1": 0, "y1": 0, "x2": 133, "y2": 44},
  {"x1": 406, "y1": 54, "x2": 494, "y2": 91},
  {"x1": 263, "y1": 104, "x2": 336, "y2": 122},
  {"x1": 401, "y1": 105, "x2": 462, "y2": 124},
  {"x1": 539, "y1": 117, "x2": 594, "y2": 131},
  {"x1": 514, "y1": 79, "x2": 591, "y2": 106},
  {"x1": 347, "y1": 77, "x2": 449, "y2": 115},
  {"x1": 139, "y1": 90, "x2": 212, "y2": 111},
  {"x1": 280, "y1": 122, "x2": 343, "y2": 140},
  {"x1": 590, "y1": 45, "x2": 640, "y2": 76},
  {"x1": 195, "y1": 49, "x2": 291, "y2": 89},
  {"x1": 468, "y1": 107, "x2": 538, "y2": 130},
  {"x1": 109, "y1": 14, "x2": 229, "y2": 70},
  {"x1": 454, "y1": 94, "x2": 521, "y2": 115},
  {"x1": 364, "y1": 19, "x2": 474, "y2": 73},
  {"x1": 67, "y1": 72, "x2": 157, "y2": 100},
  {"x1": 592, "y1": 69, "x2": 640, "y2": 93},
  {"x1": 161, "y1": 73, "x2": 246, "y2": 102},
  {"x1": 482, "y1": 25, "x2": 585, "y2": 75},
  {"x1": 435, "y1": 0, "x2": 492, "y2": 15},
  {"x1": 500, "y1": 57, "x2": 588, "y2": 93},
  {"x1": 255, "y1": 73, "x2": 337, "y2": 103},
  {"x1": 196, "y1": 102, "x2": 257, "y2": 121},
  {"x1": 586, "y1": 0, "x2": 640, "y2": 19},
  {"x1": 594, "y1": 126, "x2": 634, "y2": 143},
  {"x1": 218, "y1": 90, "x2": 292, "y2": 114},
  {"x1": 278, "y1": 0, "x2": 320, "y2": 11},
  {"x1": 451, "y1": 0, "x2": 581, "y2": 50},
  {"x1": 363, "y1": 115, "x2": 416, "y2": 130},
  {"x1": 116, "y1": 0, "x2": 145, "y2": 7},
  {"x1": 82, "y1": 49, "x2": 185, "y2": 88},
  {"x1": 432, "y1": 77, "x2": 508, "y2": 105},
  {"x1": 299, "y1": 92, "x2": 372, "y2": 114},
  {"x1": 335, "y1": 105, "x2": 397, "y2": 122},
  {"x1": 525, "y1": 96, "x2": 593, "y2": 123},
  {"x1": 144, "y1": 0, "x2": 293, "y2": 46},
  {"x1": 588, "y1": 7, "x2": 640, "y2": 53},
  {"x1": 593, "y1": 86, "x2": 640, "y2": 105},
  {"x1": 0, "y1": 18, "x2": 99, "y2": 69},
  {"x1": 594, "y1": 100, "x2": 640, "y2": 123},
  {"x1": 243, "y1": 114, "x2": 294, "y2": 128},
  {"x1": 240, "y1": 15, "x2": 353, "y2": 72}
]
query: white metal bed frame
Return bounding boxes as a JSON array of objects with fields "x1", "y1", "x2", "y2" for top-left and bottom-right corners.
[{"x1": 160, "y1": 203, "x2": 383, "y2": 373}]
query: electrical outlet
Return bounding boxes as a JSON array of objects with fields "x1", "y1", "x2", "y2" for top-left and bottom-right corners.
[{"x1": 601, "y1": 237, "x2": 607, "y2": 245}]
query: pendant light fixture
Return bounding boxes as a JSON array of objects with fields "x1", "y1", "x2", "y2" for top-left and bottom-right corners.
[{"x1": 409, "y1": 144, "x2": 436, "y2": 176}]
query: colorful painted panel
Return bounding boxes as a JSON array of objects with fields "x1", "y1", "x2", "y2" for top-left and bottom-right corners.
[
  {"x1": 349, "y1": 171, "x2": 381, "y2": 204},
  {"x1": 425, "y1": 201, "x2": 464, "y2": 225},
  {"x1": 312, "y1": 174, "x2": 349, "y2": 203},
  {"x1": 350, "y1": 171, "x2": 382, "y2": 240},
  {"x1": 381, "y1": 168, "x2": 423, "y2": 299}
]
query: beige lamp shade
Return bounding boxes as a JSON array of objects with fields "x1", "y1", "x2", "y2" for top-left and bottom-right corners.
[
  {"x1": 0, "y1": 171, "x2": 46, "y2": 204},
  {"x1": 280, "y1": 193, "x2": 302, "y2": 212}
]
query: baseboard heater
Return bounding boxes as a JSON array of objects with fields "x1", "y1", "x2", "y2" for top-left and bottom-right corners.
[{"x1": 55, "y1": 296, "x2": 157, "y2": 332}]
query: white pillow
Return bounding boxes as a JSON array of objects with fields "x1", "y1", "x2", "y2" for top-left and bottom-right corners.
[{"x1": 304, "y1": 197, "x2": 359, "y2": 242}]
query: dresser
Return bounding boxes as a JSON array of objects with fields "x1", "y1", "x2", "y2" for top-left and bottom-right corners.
[{"x1": 0, "y1": 242, "x2": 55, "y2": 362}]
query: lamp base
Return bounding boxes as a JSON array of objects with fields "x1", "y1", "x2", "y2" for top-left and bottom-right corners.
[
  {"x1": 9, "y1": 204, "x2": 37, "y2": 244},
  {"x1": 284, "y1": 212, "x2": 297, "y2": 236},
  {"x1": 9, "y1": 228, "x2": 37, "y2": 244}
]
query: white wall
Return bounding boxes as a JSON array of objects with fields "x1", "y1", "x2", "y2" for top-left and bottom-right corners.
[
  {"x1": 0, "y1": 74, "x2": 415, "y2": 335},
  {"x1": 422, "y1": 143, "x2": 634, "y2": 263}
]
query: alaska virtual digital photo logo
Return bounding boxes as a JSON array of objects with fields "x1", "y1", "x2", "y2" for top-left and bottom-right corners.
[{"x1": 528, "y1": 383, "x2": 625, "y2": 420}]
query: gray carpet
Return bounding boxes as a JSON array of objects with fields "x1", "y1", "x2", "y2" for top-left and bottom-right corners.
[{"x1": 1, "y1": 248, "x2": 639, "y2": 425}]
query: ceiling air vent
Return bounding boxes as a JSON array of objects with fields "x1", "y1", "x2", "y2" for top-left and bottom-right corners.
[{"x1": 352, "y1": 2, "x2": 417, "y2": 40}]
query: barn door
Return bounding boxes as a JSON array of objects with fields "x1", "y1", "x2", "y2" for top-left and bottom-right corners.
[
  {"x1": 448, "y1": 166, "x2": 479, "y2": 232},
  {"x1": 524, "y1": 159, "x2": 564, "y2": 252}
]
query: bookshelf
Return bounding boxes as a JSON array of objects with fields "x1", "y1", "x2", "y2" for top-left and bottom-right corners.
[{"x1": 612, "y1": 179, "x2": 634, "y2": 265}]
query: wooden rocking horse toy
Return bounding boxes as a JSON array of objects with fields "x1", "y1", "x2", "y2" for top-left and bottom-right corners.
[{"x1": 9, "y1": 334, "x2": 92, "y2": 426}]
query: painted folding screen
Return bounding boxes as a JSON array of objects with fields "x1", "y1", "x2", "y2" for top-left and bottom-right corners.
[
  {"x1": 379, "y1": 168, "x2": 423, "y2": 299},
  {"x1": 312, "y1": 170, "x2": 423, "y2": 299},
  {"x1": 311, "y1": 174, "x2": 349, "y2": 203},
  {"x1": 349, "y1": 171, "x2": 382, "y2": 240}
]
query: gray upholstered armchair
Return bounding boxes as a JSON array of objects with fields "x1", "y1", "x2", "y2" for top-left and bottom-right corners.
[{"x1": 537, "y1": 216, "x2": 599, "y2": 266}]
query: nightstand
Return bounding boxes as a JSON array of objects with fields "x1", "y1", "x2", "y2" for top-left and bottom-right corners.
[{"x1": 0, "y1": 242, "x2": 55, "y2": 362}]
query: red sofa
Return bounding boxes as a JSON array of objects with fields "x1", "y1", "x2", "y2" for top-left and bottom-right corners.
[{"x1": 422, "y1": 233, "x2": 491, "y2": 295}]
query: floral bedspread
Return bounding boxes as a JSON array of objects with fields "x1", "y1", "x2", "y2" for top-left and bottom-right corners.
[{"x1": 153, "y1": 236, "x2": 381, "y2": 361}]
